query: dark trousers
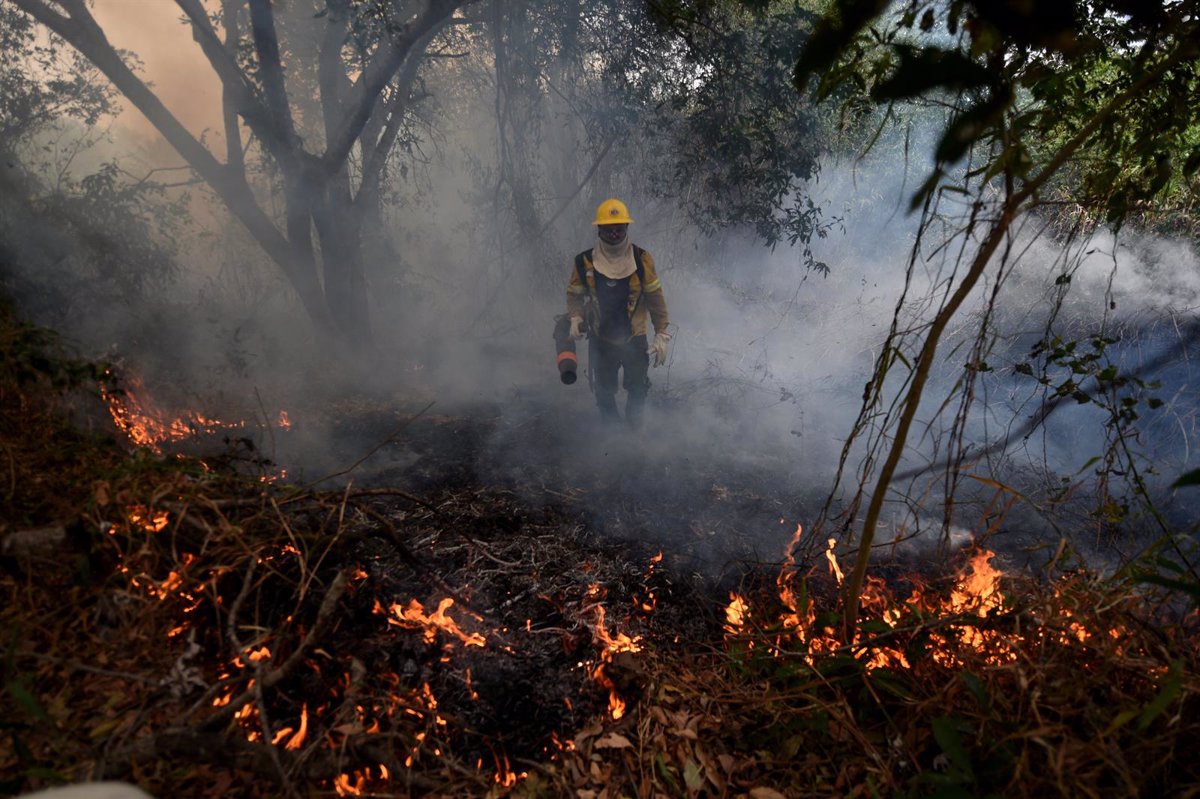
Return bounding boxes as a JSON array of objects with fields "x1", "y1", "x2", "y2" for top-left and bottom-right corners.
[{"x1": 592, "y1": 335, "x2": 650, "y2": 428}]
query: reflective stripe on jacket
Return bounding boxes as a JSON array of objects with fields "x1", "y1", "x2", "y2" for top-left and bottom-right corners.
[{"x1": 566, "y1": 247, "x2": 669, "y2": 340}]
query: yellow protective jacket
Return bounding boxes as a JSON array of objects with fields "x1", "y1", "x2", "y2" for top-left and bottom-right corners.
[{"x1": 566, "y1": 246, "x2": 669, "y2": 340}]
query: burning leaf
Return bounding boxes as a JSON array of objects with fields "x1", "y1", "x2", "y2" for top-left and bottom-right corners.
[{"x1": 725, "y1": 593, "x2": 749, "y2": 632}]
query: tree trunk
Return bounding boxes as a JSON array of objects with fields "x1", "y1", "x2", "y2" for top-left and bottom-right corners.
[{"x1": 11, "y1": 0, "x2": 472, "y2": 348}]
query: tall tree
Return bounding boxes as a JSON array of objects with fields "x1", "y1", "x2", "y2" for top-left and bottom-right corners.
[
  {"x1": 477, "y1": 0, "x2": 828, "y2": 285},
  {"x1": 6, "y1": 0, "x2": 477, "y2": 348}
]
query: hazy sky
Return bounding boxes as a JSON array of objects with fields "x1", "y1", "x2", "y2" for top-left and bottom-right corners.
[{"x1": 91, "y1": 1, "x2": 223, "y2": 146}]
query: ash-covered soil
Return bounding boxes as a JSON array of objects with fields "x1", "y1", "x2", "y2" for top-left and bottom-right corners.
[
  {"x1": 183, "y1": 389, "x2": 1168, "y2": 772},
  {"x1": 206, "y1": 394, "x2": 826, "y2": 767},
  {"x1": 272, "y1": 395, "x2": 825, "y2": 585}
]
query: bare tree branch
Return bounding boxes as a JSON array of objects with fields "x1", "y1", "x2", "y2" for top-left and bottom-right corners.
[
  {"x1": 7, "y1": 0, "x2": 333, "y2": 330},
  {"x1": 322, "y1": 0, "x2": 472, "y2": 173},
  {"x1": 247, "y1": 0, "x2": 300, "y2": 163}
]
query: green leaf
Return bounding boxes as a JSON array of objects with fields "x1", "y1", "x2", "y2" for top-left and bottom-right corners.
[
  {"x1": 935, "y1": 88, "x2": 1011, "y2": 164},
  {"x1": 909, "y1": 170, "x2": 943, "y2": 211},
  {"x1": 653, "y1": 753, "x2": 680, "y2": 790},
  {"x1": 931, "y1": 716, "x2": 975, "y2": 780},
  {"x1": 1107, "y1": 708, "x2": 1140, "y2": 734},
  {"x1": 869, "y1": 669, "x2": 915, "y2": 700},
  {"x1": 1130, "y1": 572, "x2": 1200, "y2": 604},
  {"x1": 1137, "y1": 660, "x2": 1182, "y2": 729},
  {"x1": 870, "y1": 46, "x2": 991, "y2": 101},
  {"x1": 683, "y1": 760, "x2": 704, "y2": 792},
  {"x1": 793, "y1": 0, "x2": 890, "y2": 91},
  {"x1": 4, "y1": 680, "x2": 50, "y2": 725},
  {"x1": 960, "y1": 671, "x2": 991, "y2": 711}
]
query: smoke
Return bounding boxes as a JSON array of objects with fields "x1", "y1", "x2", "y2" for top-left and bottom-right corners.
[
  {"x1": 90, "y1": 2, "x2": 224, "y2": 150},
  {"x1": 3, "y1": 5, "x2": 1197, "y2": 577}
]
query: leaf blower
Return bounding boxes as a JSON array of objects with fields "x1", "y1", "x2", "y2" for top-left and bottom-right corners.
[{"x1": 553, "y1": 314, "x2": 579, "y2": 384}]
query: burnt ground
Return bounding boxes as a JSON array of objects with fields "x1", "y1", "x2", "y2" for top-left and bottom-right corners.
[
  {"x1": 132, "y1": 389, "x2": 1182, "y2": 786},
  {"x1": 271, "y1": 395, "x2": 823, "y2": 585},
  {"x1": 173, "y1": 394, "x2": 832, "y2": 776},
  {"x1": 10, "y1": 371, "x2": 1196, "y2": 796}
]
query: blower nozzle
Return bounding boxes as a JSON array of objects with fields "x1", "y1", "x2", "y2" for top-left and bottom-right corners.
[{"x1": 553, "y1": 315, "x2": 579, "y2": 385}]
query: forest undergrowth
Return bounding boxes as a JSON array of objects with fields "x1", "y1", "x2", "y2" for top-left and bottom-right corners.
[{"x1": 2, "y1": 302, "x2": 1200, "y2": 799}]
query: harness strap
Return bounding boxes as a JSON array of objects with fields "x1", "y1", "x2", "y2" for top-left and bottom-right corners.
[
  {"x1": 576, "y1": 247, "x2": 646, "y2": 296},
  {"x1": 576, "y1": 247, "x2": 648, "y2": 393}
]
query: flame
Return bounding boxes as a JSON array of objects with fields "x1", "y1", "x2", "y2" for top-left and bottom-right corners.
[
  {"x1": 608, "y1": 691, "x2": 627, "y2": 720},
  {"x1": 738, "y1": 523, "x2": 1032, "y2": 670},
  {"x1": 777, "y1": 524, "x2": 814, "y2": 636},
  {"x1": 101, "y1": 373, "x2": 244, "y2": 452},
  {"x1": 635, "y1": 551, "x2": 664, "y2": 611},
  {"x1": 494, "y1": 753, "x2": 524, "y2": 787},
  {"x1": 124, "y1": 552, "x2": 195, "y2": 600},
  {"x1": 333, "y1": 772, "x2": 364, "y2": 796},
  {"x1": 101, "y1": 370, "x2": 292, "y2": 452},
  {"x1": 825, "y1": 537, "x2": 844, "y2": 586},
  {"x1": 947, "y1": 550, "x2": 1004, "y2": 615},
  {"x1": 590, "y1": 602, "x2": 642, "y2": 655},
  {"x1": 127, "y1": 505, "x2": 169, "y2": 533},
  {"x1": 734, "y1": 520, "x2": 1118, "y2": 667},
  {"x1": 725, "y1": 593, "x2": 749, "y2": 632},
  {"x1": 284, "y1": 704, "x2": 308, "y2": 750},
  {"x1": 246, "y1": 646, "x2": 271, "y2": 663},
  {"x1": 389, "y1": 598, "x2": 486, "y2": 647},
  {"x1": 584, "y1": 584, "x2": 643, "y2": 719}
]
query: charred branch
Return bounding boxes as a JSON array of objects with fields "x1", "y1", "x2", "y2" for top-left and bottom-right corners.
[{"x1": 201, "y1": 569, "x2": 349, "y2": 733}]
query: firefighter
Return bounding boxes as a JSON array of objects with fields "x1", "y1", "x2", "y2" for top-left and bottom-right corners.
[{"x1": 566, "y1": 198, "x2": 671, "y2": 429}]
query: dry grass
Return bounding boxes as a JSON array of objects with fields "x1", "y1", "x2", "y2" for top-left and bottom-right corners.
[
  {"x1": 3, "y1": 305, "x2": 1199, "y2": 798},
  {"x1": 545, "y1": 571, "x2": 1200, "y2": 798}
]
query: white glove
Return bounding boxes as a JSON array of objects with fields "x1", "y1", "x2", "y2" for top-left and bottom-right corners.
[
  {"x1": 568, "y1": 316, "x2": 584, "y2": 340},
  {"x1": 647, "y1": 331, "x2": 671, "y2": 367}
]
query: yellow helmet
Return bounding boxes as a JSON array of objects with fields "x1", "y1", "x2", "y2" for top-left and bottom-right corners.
[{"x1": 594, "y1": 198, "x2": 633, "y2": 226}]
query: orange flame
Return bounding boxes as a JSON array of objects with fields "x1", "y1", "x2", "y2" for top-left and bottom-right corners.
[
  {"x1": 590, "y1": 602, "x2": 642, "y2": 655},
  {"x1": 284, "y1": 704, "x2": 308, "y2": 750},
  {"x1": 101, "y1": 373, "x2": 244, "y2": 452},
  {"x1": 127, "y1": 505, "x2": 169, "y2": 533},
  {"x1": 389, "y1": 598, "x2": 486, "y2": 647},
  {"x1": 101, "y1": 371, "x2": 292, "y2": 452},
  {"x1": 825, "y1": 537, "x2": 844, "y2": 586},
  {"x1": 724, "y1": 593, "x2": 749, "y2": 633},
  {"x1": 333, "y1": 772, "x2": 364, "y2": 796},
  {"x1": 738, "y1": 521, "x2": 1033, "y2": 670},
  {"x1": 584, "y1": 585, "x2": 642, "y2": 719}
]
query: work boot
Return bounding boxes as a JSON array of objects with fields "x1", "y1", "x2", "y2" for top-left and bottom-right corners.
[
  {"x1": 625, "y1": 397, "x2": 644, "y2": 431},
  {"x1": 596, "y1": 392, "x2": 621, "y2": 426}
]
